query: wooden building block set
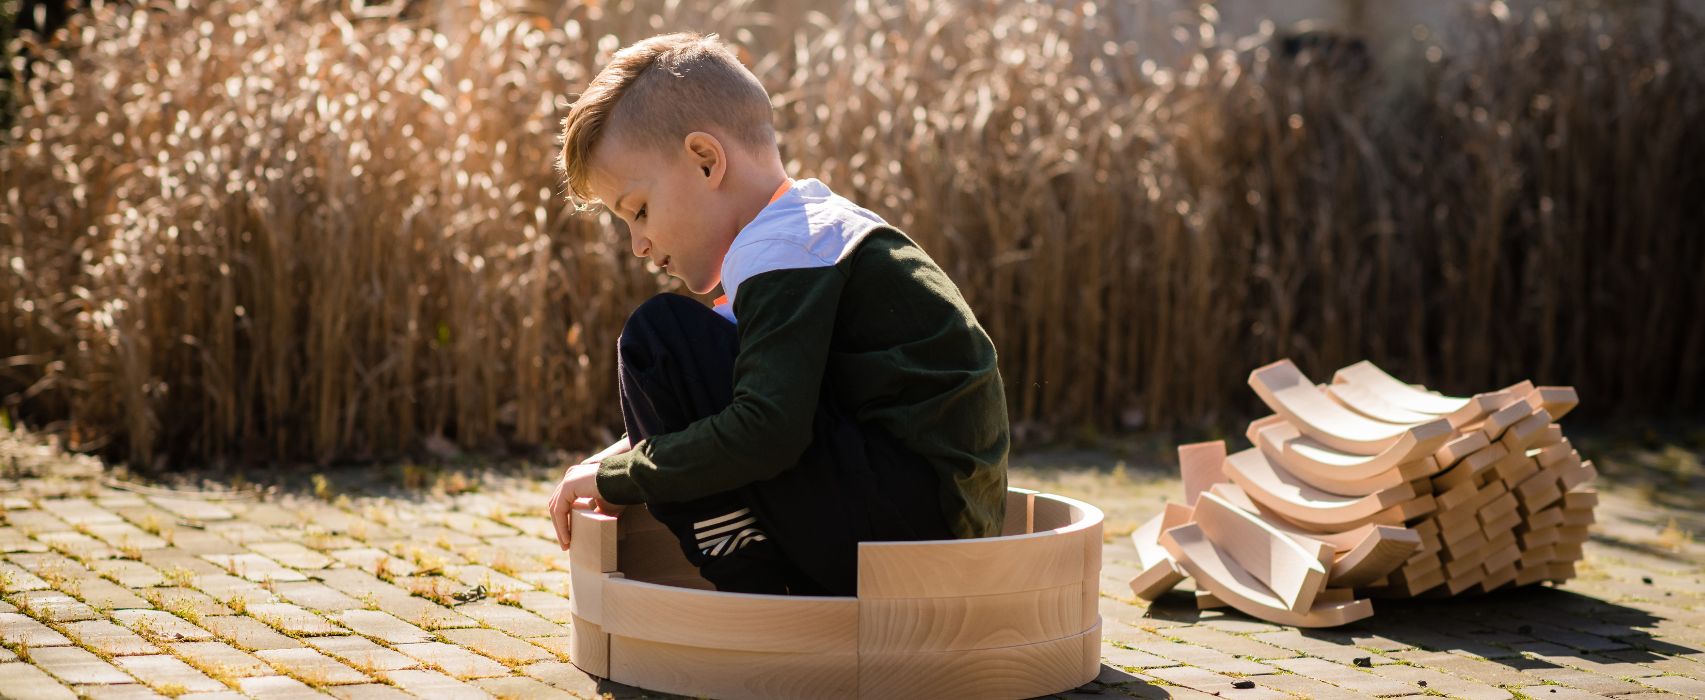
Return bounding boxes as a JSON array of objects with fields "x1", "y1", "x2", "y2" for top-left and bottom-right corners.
[
  {"x1": 1129, "y1": 359, "x2": 1592, "y2": 627},
  {"x1": 569, "y1": 488, "x2": 1104, "y2": 699}
]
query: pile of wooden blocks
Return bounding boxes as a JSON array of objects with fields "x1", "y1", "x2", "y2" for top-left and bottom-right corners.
[{"x1": 1128, "y1": 359, "x2": 1593, "y2": 627}]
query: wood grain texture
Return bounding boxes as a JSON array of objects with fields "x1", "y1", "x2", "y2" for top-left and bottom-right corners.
[
  {"x1": 1251, "y1": 359, "x2": 1451, "y2": 455},
  {"x1": 603, "y1": 578, "x2": 858, "y2": 654},
  {"x1": 1192, "y1": 491, "x2": 1328, "y2": 613},
  {"x1": 1332, "y1": 360, "x2": 1471, "y2": 416},
  {"x1": 1328, "y1": 526, "x2": 1421, "y2": 588},
  {"x1": 1223, "y1": 446, "x2": 1415, "y2": 530},
  {"x1": 609, "y1": 635, "x2": 858, "y2": 700},
  {"x1": 858, "y1": 621, "x2": 1102, "y2": 700},
  {"x1": 569, "y1": 614, "x2": 609, "y2": 678},
  {"x1": 859, "y1": 582, "x2": 1084, "y2": 654},
  {"x1": 1160, "y1": 523, "x2": 1373, "y2": 628},
  {"x1": 859, "y1": 494, "x2": 1102, "y2": 599},
  {"x1": 569, "y1": 509, "x2": 620, "y2": 625},
  {"x1": 1178, "y1": 440, "x2": 1228, "y2": 506},
  {"x1": 1250, "y1": 419, "x2": 1438, "y2": 496}
]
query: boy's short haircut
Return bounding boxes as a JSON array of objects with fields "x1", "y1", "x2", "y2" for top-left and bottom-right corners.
[{"x1": 557, "y1": 32, "x2": 777, "y2": 205}]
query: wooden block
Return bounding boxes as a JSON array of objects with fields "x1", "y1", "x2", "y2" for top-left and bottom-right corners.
[
  {"x1": 1434, "y1": 431, "x2": 1491, "y2": 468},
  {"x1": 1314, "y1": 587, "x2": 1356, "y2": 605},
  {"x1": 1222, "y1": 447, "x2": 1415, "y2": 531},
  {"x1": 610, "y1": 634, "x2": 857, "y2": 700},
  {"x1": 1434, "y1": 479, "x2": 1482, "y2": 512},
  {"x1": 1560, "y1": 508, "x2": 1596, "y2": 527},
  {"x1": 1482, "y1": 561, "x2": 1519, "y2": 592},
  {"x1": 1492, "y1": 451, "x2": 1539, "y2": 486},
  {"x1": 1477, "y1": 493, "x2": 1519, "y2": 528},
  {"x1": 1437, "y1": 509, "x2": 1483, "y2": 547},
  {"x1": 1251, "y1": 359, "x2": 1452, "y2": 456},
  {"x1": 1196, "y1": 590, "x2": 1227, "y2": 610},
  {"x1": 1554, "y1": 541, "x2": 1584, "y2": 560},
  {"x1": 1482, "y1": 542, "x2": 1521, "y2": 573},
  {"x1": 1445, "y1": 565, "x2": 1487, "y2": 595},
  {"x1": 1562, "y1": 487, "x2": 1598, "y2": 510},
  {"x1": 1525, "y1": 386, "x2": 1579, "y2": 420},
  {"x1": 1003, "y1": 488, "x2": 1037, "y2": 536},
  {"x1": 859, "y1": 621, "x2": 1100, "y2": 700},
  {"x1": 1440, "y1": 530, "x2": 1488, "y2": 562},
  {"x1": 602, "y1": 578, "x2": 857, "y2": 654},
  {"x1": 1193, "y1": 492, "x2": 1329, "y2": 613},
  {"x1": 861, "y1": 582, "x2": 1085, "y2": 654},
  {"x1": 1520, "y1": 543, "x2": 1556, "y2": 565},
  {"x1": 1547, "y1": 561, "x2": 1577, "y2": 582},
  {"x1": 1560, "y1": 460, "x2": 1598, "y2": 491},
  {"x1": 1533, "y1": 423, "x2": 1564, "y2": 447},
  {"x1": 1444, "y1": 391, "x2": 1509, "y2": 429},
  {"x1": 1206, "y1": 482, "x2": 1261, "y2": 513},
  {"x1": 1325, "y1": 380, "x2": 1441, "y2": 425},
  {"x1": 1160, "y1": 523, "x2": 1374, "y2": 628},
  {"x1": 1250, "y1": 420, "x2": 1437, "y2": 497},
  {"x1": 1535, "y1": 440, "x2": 1576, "y2": 468},
  {"x1": 1331, "y1": 360, "x2": 1472, "y2": 415},
  {"x1": 1517, "y1": 526, "x2": 1559, "y2": 550},
  {"x1": 860, "y1": 495, "x2": 1101, "y2": 599},
  {"x1": 570, "y1": 509, "x2": 622, "y2": 625},
  {"x1": 1128, "y1": 512, "x2": 1184, "y2": 601},
  {"x1": 1328, "y1": 526, "x2": 1421, "y2": 588},
  {"x1": 1514, "y1": 469, "x2": 1564, "y2": 513},
  {"x1": 1557, "y1": 525, "x2": 1590, "y2": 544},
  {"x1": 1499, "y1": 409, "x2": 1553, "y2": 453},
  {"x1": 1435, "y1": 443, "x2": 1508, "y2": 491},
  {"x1": 1179, "y1": 440, "x2": 1229, "y2": 506},
  {"x1": 570, "y1": 614, "x2": 610, "y2": 678},
  {"x1": 1514, "y1": 562, "x2": 1553, "y2": 587},
  {"x1": 1527, "y1": 505, "x2": 1565, "y2": 530},
  {"x1": 615, "y1": 526, "x2": 707, "y2": 586},
  {"x1": 1481, "y1": 511, "x2": 1523, "y2": 541},
  {"x1": 1478, "y1": 402, "x2": 1534, "y2": 442}
]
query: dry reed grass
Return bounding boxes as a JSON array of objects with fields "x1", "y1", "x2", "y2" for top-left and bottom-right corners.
[{"x1": 2, "y1": 0, "x2": 1702, "y2": 470}]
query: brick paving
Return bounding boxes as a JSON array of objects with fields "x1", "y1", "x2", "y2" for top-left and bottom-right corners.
[{"x1": 0, "y1": 428, "x2": 1703, "y2": 698}]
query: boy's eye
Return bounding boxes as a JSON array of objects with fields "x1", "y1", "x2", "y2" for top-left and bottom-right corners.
[{"x1": 636, "y1": 206, "x2": 647, "y2": 220}]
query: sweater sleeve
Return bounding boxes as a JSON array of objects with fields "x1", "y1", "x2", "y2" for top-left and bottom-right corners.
[{"x1": 595, "y1": 265, "x2": 845, "y2": 505}]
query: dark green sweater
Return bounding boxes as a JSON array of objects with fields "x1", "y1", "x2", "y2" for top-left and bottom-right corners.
[{"x1": 595, "y1": 222, "x2": 1009, "y2": 540}]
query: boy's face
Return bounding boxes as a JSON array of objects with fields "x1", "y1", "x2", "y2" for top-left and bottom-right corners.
[{"x1": 588, "y1": 132, "x2": 735, "y2": 295}]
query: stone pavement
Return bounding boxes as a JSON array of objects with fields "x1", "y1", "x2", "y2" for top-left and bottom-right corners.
[{"x1": 0, "y1": 427, "x2": 1703, "y2": 699}]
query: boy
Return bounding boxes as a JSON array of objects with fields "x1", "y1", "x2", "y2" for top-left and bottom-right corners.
[{"x1": 546, "y1": 32, "x2": 1008, "y2": 596}]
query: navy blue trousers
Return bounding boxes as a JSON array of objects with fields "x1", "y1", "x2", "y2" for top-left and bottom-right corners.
[{"x1": 616, "y1": 294, "x2": 953, "y2": 595}]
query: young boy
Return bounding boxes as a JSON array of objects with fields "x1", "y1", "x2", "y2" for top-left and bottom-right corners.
[{"x1": 546, "y1": 32, "x2": 1008, "y2": 596}]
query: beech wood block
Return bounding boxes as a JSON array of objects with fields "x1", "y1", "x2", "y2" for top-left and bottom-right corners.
[
  {"x1": 1332, "y1": 360, "x2": 1472, "y2": 415},
  {"x1": 1526, "y1": 386, "x2": 1580, "y2": 420},
  {"x1": 610, "y1": 635, "x2": 859, "y2": 700},
  {"x1": 860, "y1": 582, "x2": 1084, "y2": 654},
  {"x1": 1161, "y1": 523, "x2": 1374, "y2": 628},
  {"x1": 571, "y1": 614, "x2": 610, "y2": 678},
  {"x1": 1562, "y1": 487, "x2": 1598, "y2": 510},
  {"x1": 1515, "y1": 563, "x2": 1553, "y2": 587},
  {"x1": 858, "y1": 621, "x2": 1101, "y2": 700},
  {"x1": 1325, "y1": 380, "x2": 1440, "y2": 425},
  {"x1": 1193, "y1": 491, "x2": 1329, "y2": 613},
  {"x1": 1251, "y1": 359, "x2": 1452, "y2": 455},
  {"x1": 1493, "y1": 451, "x2": 1539, "y2": 487},
  {"x1": 1535, "y1": 440, "x2": 1575, "y2": 468},
  {"x1": 603, "y1": 578, "x2": 858, "y2": 654},
  {"x1": 1004, "y1": 488, "x2": 1037, "y2": 536},
  {"x1": 1128, "y1": 512, "x2": 1184, "y2": 601},
  {"x1": 1534, "y1": 424, "x2": 1565, "y2": 447},
  {"x1": 1328, "y1": 526, "x2": 1422, "y2": 588},
  {"x1": 1560, "y1": 460, "x2": 1598, "y2": 491},
  {"x1": 1444, "y1": 391, "x2": 1510, "y2": 429},
  {"x1": 1477, "y1": 402, "x2": 1534, "y2": 443},
  {"x1": 1547, "y1": 561, "x2": 1577, "y2": 581},
  {"x1": 859, "y1": 493, "x2": 1101, "y2": 598},
  {"x1": 570, "y1": 509, "x2": 622, "y2": 625},
  {"x1": 1223, "y1": 447, "x2": 1415, "y2": 531},
  {"x1": 1179, "y1": 440, "x2": 1229, "y2": 506},
  {"x1": 1196, "y1": 590, "x2": 1227, "y2": 609},
  {"x1": 1435, "y1": 431, "x2": 1491, "y2": 468},
  {"x1": 1499, "y1": 409, "x2": 1554, "y2": 452},
  {"x1": 1250, "y1": 419, "x2": 1439, "y2": 496}
]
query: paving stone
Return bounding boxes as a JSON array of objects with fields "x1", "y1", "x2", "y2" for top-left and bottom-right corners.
[
  {"x1": 167, "y1": 640, "x2": 273, "y2": 678},
  {"x1": 1251, "y1": 671, "x2": 1380, "y2": 700},
  {"x1": 198, "y1": 554, "x2": 305, "y2": 583},
  {"x1": 234, "y1": 675, "x2": 322, "y2": 699},
  {"x1": 510, "y1": 591, "x2": 573, "y2": 624},
  {"x1": 444, "y1": 565, "x2": 531, "y2": 594},
  {"x1": 29, "y1": 645, "x2": 136, "y2": 684},
  {"x1": 472, "y1": 675, "x2": 577, "y2": 699},
  {"x1": 324, "y1": 684, "x2": 416, "y2": 699},
  {"x1": 89, "y1": 560, "x2": 166, "y2": 589},
  {"x1": 1638, "y1": 674, "x2": 1705, "y2": 695},
  {"x1": 1252, "y1": 628, "x2": 1398, "y2": 665},
  {"x1": 247, "y1": 602, "x2": 344, "y2": 636},
  {"x1": 146, "y1": 498, "x2": 234, "y2": 523},
  {"x1": 84, "y1": 522, "x2": 170, "y2": 551},
  {"x1": 304, "y1": 635, "x2": 420, "y2": 672},
  {"x1": 0, "y1": 527, "x2": 49, "y2": 553},
  {"x1": 1100, "y1": 642, "x2": 1177, "y2": 669},
  {"x1": 435, "y1": 627, "x2": 555, "y2": 666},
  {"x1": 247, "y1": 542, "x2": 334, "y2": 570},
  {"x1": 330, "y1": 549, "x2": 417, "y2": 579},
  {"x1": 0, "y1": 561, "x2": 52, "y2": 591},
  {"x1": 331, "y1": 610, "x2": 432, "y2": 644},
  {"x1": 61, "y1": 619, "x2": 161, "y2": 656},
  {"x1": 36, "y1": 531, "x2": 118, "y2": 560},
  {"x1": 111, "y1": 609, "x2": 213, "y2": 643},
  {"x1": 0, "y1": 661, "x2": 79, "y2": 699},
  {"x1": 1168, "y1": 625, "x2": 1299, "y2": 660},
  {"x1": 46, "y1": 499, "x2": 124, "y2": 526},
  {"x1": 10, "y1": 590, "x2": 100, "y2": 621},
  {"x1": 113, "y1": 654, "x2": 228, "y2": 693},
  {"x1": 518, "y1": 660, "x2": 603, "y2": 696},
  {"x1": 272, "y1": 582, "x2": 364, "y2": 613},
  {"x1": 378, "y1": 669, "x2": 496, "y2": 699},
  {"x1": 255, "y1": 647, "x2": 371, "y2": 686},
  {"x1": 453, "y1": 603, "x2": 567, "y2": 638},
  {"x1": 1124, "y1": 635, "x2": 1278, "y2": 676},
  {"x1": 1368, "y1": 660, "x2": 1514, "y2": 700},
  {"x1": 199, "y1": 614, "x2": 305, "y2": 651},
  {"x1": 139, "y1": 587, "x2": 232, "y2": 618},
  {"x1": 393, "y1": 641, "x2": 511, "y2": 679},
  {"x1": 0, "y1": 610, "x2": 72, "y2": 645},
  {"x1": 1516, "y1": 641, "x2": 1667, "y2": 679},
  {"x1": 1389, "y1": 649, "x2": 1537, "y2": 688},
  {"x1": 1144, "y1": 666, "x2": 1291, "y2": 699},
  {"x1": 1517, "y1": 685, "x2": 1614, "y2": 699},
  {"x1": 186, "y1": 574, "x2": 273, "y2": 605},
  {"x1": 77, "y1": 684, "x2": 170, "y2": 700},
  {"x1": 1269, "y1": 657, "x2": 1416, "y2": 697},
  {"x1": 525, "y1": 635, "x2": 573, "y2": 661}
]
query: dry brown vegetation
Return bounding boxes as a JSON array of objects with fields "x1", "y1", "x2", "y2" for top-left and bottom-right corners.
[{"x1": 2, "y1": 0, "x2": 1702, "y2": 470}]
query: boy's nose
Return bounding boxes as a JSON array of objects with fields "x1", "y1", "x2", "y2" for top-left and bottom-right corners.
[{"x1": 631, "y1": 236, "x2": 651, "y2": 258}]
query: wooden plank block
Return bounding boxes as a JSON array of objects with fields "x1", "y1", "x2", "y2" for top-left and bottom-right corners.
[
  {"x1": 1547, "y1": 561, "x2": 1577, "y2": 582},
  {"x1": 610, "y1": 634, "x2": 857, "y2": 700},
  {"x1": 1476, "y1": 402, "x2": 1534, "y2": 443},
  {"x1": 1196, "y1": 590, "x2": 1227, "y2": 609},
  {"x1": 601, "y1": 578, "x2": 857, "y2": 654},
  {"x1": 1222, "y1": 447, "x2": 1414, "y2": 531},
  {"x1": 1003, "y1": 488, "x2": 1036, "y2": 536},
  {"x1": 1250, "y1": 420, "x2": 1437, "y2": 496},
  {"x1": 1533, "y1": 423, "x2": 1564, "y2": 447},
  {"x1": 1535, "y1": 439, "x2": 1575, "y2": 468},
  {"x1": 1179, "y1": 440, "x2": 1229, "y2": 506},
  {"x1": 614, "y1": 526, "x2": 707, "y2": 586},
  {"x1": 1434, "y1": 443, "x2": 1508, "y2": 491},
  {"x1": 1560, "y1": 460, "x2": 1598, "y2": 491},
  {"x1": 1331, "y1": 360, "x2": 1472, "y2": 415},
  {"x1": 1493, "y1": 451, "x2": 1539, "y2": 487},
  {"x1": 570, "y1": 614, "x2": 609, "y2": 678},
  {"x1": 1499, "y1": 409, "x2": 1553, "y2": 453},
  {"x1": 1434, "y1": 431, "x2": 1491, "y2": 468},
  {"x1": 1129, "y1": 510, "x2": 1185, "y2": 601},
  {"x1": 1192, "y1": 492, "x2": 1328, "y2": 613},
  {"x1": 859, "y1": 621, "x2": 1100, "y2": 700},
  {"x1": 1251, "y1": 359, "x2": 1452, "y2": 456},
  {"x1": 1160, "y1": 523, "x2": 1373, "y2": 628},
  {"x1": 1325, "y1": 380, "x2": 1441, "y2": 425},
  {"x1": 860, "y1": 496, "x2": 1101, "y2": 599},
  {"x1": 1328, "y1": 526, "x2": 1422, "y2": 588},
  {"x1": 1514, "y1": 562, "x2": 1553, "y2": 587},
  {"x1": 1526, "y1": 386, "x2": 1579, "y2": 420},
  {"x1": 617, "y1": 505, "x2": 671, "y2": 537},
  {"x1": 1562, "y1": 487, "x2": 1598, "y2": 510},
  {"x1": 860, "y1": 582, "x2": 1084, "y2": 654},
  {"x1": 1514, "y1": 468, "x2": 1564, "y2": 513},
  {"x1": 570, "y1": 509, "x2": 621, "y2": 625},
  {"x1": 1444, "y1": 391, "x2": 1510, "y2": 429},
  {"x1": 1527, "y1": 505, "x2": 1565, "y2": 530}
]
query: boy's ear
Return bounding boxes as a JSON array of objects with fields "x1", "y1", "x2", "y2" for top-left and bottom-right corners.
[{"x1": 683, "y1": 131, "x2": 726, "y2": 187}]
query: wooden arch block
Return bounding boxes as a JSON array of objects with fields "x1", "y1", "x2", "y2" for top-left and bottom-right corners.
[
  {"x1": 1251, "y1": 359, "x2": 1453, "y2": 457},
  {"x1": 1249, "y1": 419, "x2": 1438, "y2": 496},
  {"x1": 1160, "y1": 523, "x2": 1374, "y2": 628},
  {"x1": 1222, "y1": 446, "x2": 1416, "y2": 531},
  {"x1": 1192, "y1": 491, "x2": 1329, "y2": 613},
  {"x1": 1179, "y1": 440, "x2": 1228, "y2": 506},
  {"x1": 1331, "y1": 360, "x2": 1471, "y2": 415}
]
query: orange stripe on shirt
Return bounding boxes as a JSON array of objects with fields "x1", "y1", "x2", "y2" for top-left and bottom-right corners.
[{"x1": 717, "y1": 179, "x2": 793, "y2": 310}]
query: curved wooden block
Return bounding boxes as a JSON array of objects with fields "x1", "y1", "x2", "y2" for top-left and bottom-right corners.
[
  {"x1": 1252, "y1": 360, "x2": 1452, "y2": 456},
  {"x1": 859, "y1": 494, "x2": 1103, "y2": 599},
  {"x1": 1248, "y1": 418, "x2": 1439, "y2": 496},
  {"x1": 1327, "y1": 526, "x2": 1421, "y2": 588},
  {"x1": 860, "y1": 582, "x2": 1084, "y2": 653},
  {"x1": 1325, "y1": 381, "x2": 1439, "y2": 425},
  {"x1": 1127, "y1": 509, "x2": 1186, "y2": 601},
  {"x1": 602, "y1": 578, "x2": 858, "y2": 654},
  {"x1": 1192, "y1": 492, "x2": 1328, "y2": 613},
  {"x1": 1160, "y1": 523, "x2": 1374, "y2": 628},
  {"x1": 1222, "y1": 446, "x2": 1415, "y2": 530},
  {"x1": 859, "y1": 621, "x2": 1101, "y2": 700},
  {"x1": 1526, "y1": 386, "x2": 1579, "y2": 420},
  {"x1": 1332, "y1": 360, "x2": 1470, "y2": 415},
  {"x1": 1179, "y1": 440, "x2": 1228, "y2": 506},
  {"x1": 610, "y1": 635, "x2": 858, "y2": 700}
]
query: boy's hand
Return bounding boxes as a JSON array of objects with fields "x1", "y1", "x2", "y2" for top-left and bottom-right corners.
[{"x1": 546, "y1": 461, "x2": 624, "y2": 550}]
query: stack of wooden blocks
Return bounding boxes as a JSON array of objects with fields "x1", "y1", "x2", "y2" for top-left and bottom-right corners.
[{"x1": 1128, "y1": 359, "x2": 1593, "y2": 627}]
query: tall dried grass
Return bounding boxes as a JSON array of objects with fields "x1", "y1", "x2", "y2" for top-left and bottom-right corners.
[{"x1": 2, "y1": 0, "x2": 1701, "y2": 469}]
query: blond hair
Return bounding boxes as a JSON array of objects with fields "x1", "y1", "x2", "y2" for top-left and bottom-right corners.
[{"x1": 557, "y1": 32, "x2": 775, "y2": 205}]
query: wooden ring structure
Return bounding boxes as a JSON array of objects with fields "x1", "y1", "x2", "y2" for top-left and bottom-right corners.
[{"x1": 567, "y1": 487, "x2": 1104, "y2": 700}]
